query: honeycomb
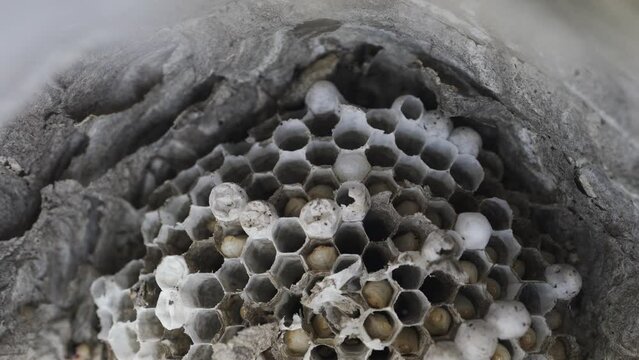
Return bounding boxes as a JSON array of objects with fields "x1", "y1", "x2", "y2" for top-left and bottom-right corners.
[{"x1": 91, "y1": 81, "x2": 582, "y2": 360}]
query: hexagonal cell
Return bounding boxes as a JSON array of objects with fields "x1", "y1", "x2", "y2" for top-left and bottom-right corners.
[
  {"x1": 420, "y1": 271, "x2": 458, "y2": 305},
  {"x1": 362, "y1": 279, "x2": 395, "y2": 309},
  {"x1": 162, "y1": 328, "x2": 193, "y2": 358},
  {"x1": 269, "y1": 185, "x2": 309, "y2": 217},
  {"x1": 273, "y1": 119, "x2": 311, "y2": 151},
  {"x1": 310, "y1": 345, "x2": 338, "y2": 360},
  {"x1": 155, "y1": 225, "x2": 192, "y2": 255},
  {"x1": 488, "y1": 266, "x2": 520, "y2": 300},
  {"x1": 423, "y1": 306, "x2": 453, "y2": 337},
  {"x1": 218, "y1": 325, "x2": 245, "y2": 343},
  {"x1": 180, "y1": 274, "x2": 225, "y2": 308},
  {"x1": 142, "y1": 211, "x2": 162, "y2": 245},
  {"x1": 333, "y1": 254, "x2": 360, "y2": 274},
  {"x1": 333, "y1": 151, "x2": 371, "y2": 182},
  {"x1": 422, "y1": 169, "x2": 456, "y2": 198},
  {"x1": 245, "y1": 275, "x2": 278, "y2": 304},
  {"x1": 366, "y1": 132, "x2": 400, "y2": 168},
  {"x1": 392, "y1": 187, "x2": 428, "y2": 216},
  {"x1": 299, "y1": 199, "x2": 341, "y2": 239},
  {"x1": 394, "y1": 291, "x2": 429, "y2": 325},
  {"x1": 221, "y1": 141, "x2": 252, "y2": 155},
  {"x1": 393, "y1": 326, "x2": 427, "y2": 356},
  {"x1": 304, "y1": 243, "x2": 339, "y2": 271},
  {"x1": 544, "y1": 335, "x2": 578, "y2": 360},
  {"x1": 283, "y1": 328, "x2": 312, "y2": 357},
  {"x1": 158, "y1": 194, "x2": 191, "y2": 225},
  {"x1": 303, "y1": 168, "x2": 339, "y2": 199},
  {"x1": 243, "y1": 238, "x2": 276, "y2": 274},
  {"x1": 333, "y1": 106, "x2": 371, "y2": 150},
  {"x1": 189, "y1": 175, "x2": 217, "y2": 206},
  {"x1": 243, "y1": 173, "x2": 280, "y2": 201},
  {"x1": 272, "y1": 255, "x2": 306, "y2": 288},
  {"x1": 339, "y1": 336, "x2": 368, "y2": 357},
  {"x1": 209, "y1": 182, "x2": 248, "y2": 223},
  {"x1": 478, "y1": 150, "x2": 504, "y2": 180},
  {"x1": 305, "y1": 81, "x2": 341, "y2": 115},
  {"x1": 517, "y1": 283, "x2": 557, "y2": 316},
  {"x1": 155, "y1": 255, "x2": 189, "y2": 291},
  {"x1": 366, "y1": 109, "x2": 399, "y2": 134},
  {"x1": 217, "y1": 293, "x2": 243, "y2": 326},
  {"x1": 247, "y1": 142, "x2": 280, "y2": 172},
  {"x1": 217, "y1": 259, "x2": 249, "y2": 292},
  {"x1": 334, "y1": 222, "x2": 369, "y2": 255},
  {"x1": 392, "y1": 215, "x2": 435, "y2": 252},
  {"x1": 306, "y1": 140, "x2": 339, "y2": 166},
  {"x1": 395, "y1": 120, "x2": 427, "y2": 155},
  {"x1": 363, "y1": 194, "x2": 398, "y2": 242},
  {"x1": 394, "y1": 155, "x2": 428, "y2": 184},
  {"x1": 184, "y1": 239, "x2": 224, "y2": 273},
  {"x1": 454, "y1": 285, "x2": 492, "y2": 319},
  {"x1": 479, "y1": 197, "x2": 513, "y2": 231},
  {"x1": 423, "y1": 199, "x2": 457, "y2": 230},
  {"x1": 274, "y1": 153, "x2": 312, "y2": 185},
  {"x1": 486, "y1": 233, "x2": 521, "y2": 266},
  {"x1": 304, "y1": 113, "x2": 340, "y2": 137},
  {"x1": 184, "y1": 309, "x2": 223, "y2": 343},
  {"x1": 272, "y1": 218, "x2": 307, "y2": 253},
  {"x1": 362, "y1": 243, "x2": 394, "y2": 273},
  {"x1": 182, "y1": 206, "x2": 216, "y2": 241},
  {"x1": 136, "y1": 308, "x2": 164, "y2": 341},
  {"x1": 310, "y1": 312, "x2": 335, "y2": 339},
  {"x1": 107, "y1": 322, "x2": 140, "y2": 359},
  {"x1": 421, "y1": 138, "x2": 458, "y2": 171},
  {"x1": 515, "y1": 248, "x2": 547, "y2": 281},
  {"x1": 518, "y1": 316, "x2": 551, "y2": 353},
  {"x1": 368, "y1": 347, "x2": 394, "y2": 360},
  {"x1": 364, "y1": 311, "x2": 398, "y2": 342},
  {"x1": 336, "y1": 181, "x2": 371, "y2": 222},
  {"x1": 196, "y1": 146, "x2": 224, "y2": 172},
  {"x1": 492, "y1": 342, "x2": 515, "y2": 360},
  {"x1": 392, "y1": 264, "x2": 424, "y2": 290},
  {"x1": 219, "y1": 155, "x2": 252, "y2": 184},
  {"x1": 364, "y1": 170, "x2": 400, "y2": 196},
  {"x1": 460, "y1": 250, "x2": 491, "y2": 282},
  {"x1": 448, "y1": 126, "x2": 482, "y2": 157},
  {"x1": 450, "y1": 154, "x2": 485, "y2": 192},
  {"x1": 213, "y1": 225, "x2": 248, "y2": 258},
  {"x1": 184, "y1": 344, "x2": 214, "y2": 360},
  {"x1": 274, "y1": 290, "x2": 302, "y2": 325},
  {"x1": 239, "y1": 200, "x2": 278, "y2": 238}
]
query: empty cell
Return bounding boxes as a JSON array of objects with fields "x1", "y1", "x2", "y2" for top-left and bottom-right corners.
[
  {"x1": 246, "y1": 275, "x2": 278, "y2": 303},
  {"x1": 306, "y1": 140, "x2": 339, "y2": 166},
  {"x1": 392, "y1": 326, "x2": 424, "y2": 355},
  {"x1": 364, "y1": 311, "x2": 397, "y2": 342},
  {"x1": 304, "y1": 113, "x2": 340, "y2": 137},
  {"x1": 479, "y1": 197, "x2": 513, "y2": 231},
  {"x1": 219, "y1": 156, "x2": 252, "y2": 184},
  {"x1": 368, "y1": 347, "x2": 394, "y2": 360},
  {"x1": 185, "y1": 309, "x2": 222, "y2": 343},
  {"x1": 335, "y1": 181, "x2": 371, "y2": 222},
  {"x1": 366, "y1": 134, "x2": 400, "y2": 168},
  {"x1": 221, "y1": 141, "x2": 252, "y2": 156},
  {"x1": 516, "y1": 249, "x2": 547, "y2": 281},
  {"x1": 334, "y1": 222, "x2": 369, "y2": 255},
  {"x1": 247, "y1": 142, "x2": 280, "y2": 172},
  {"x1": 155, "y1": 225, "x2": 193, "y2": 256},
  {"x1": 392, "y1": 265, "x2": 424, "y2": 290},
  {"x1": 448, "y1": 190, "x2": 479, "y2": 213},
  {"x1": 394, "y1": 155, "x2": 428, "y2": 184},
  {"x1": 217, "y1": 294, "x2": 243, "y2": 326},
  {"x1": 273, "y1": 119, "x2": 311, "y2": 151},
  {"x1": 339, "y1": 337, "x2": 367, "y2": 356},
  {"x1": 158, "y1": 194, "x2": 191, "y2": 225},
  {"x1": 420, "y1": 272, "x2": 458, "y2": 304},
  {"x1": 305, "y1": 244, "x2": 339, "y2": 271},
  {"x1": 273, "y1": 218, "x2": 307, "y2": 253},
  {"x1": 478, "y1": 150, "x2": 504, "y2": 180},
  {"x1": 304, "y1": 168, "x2": 339, "y2": 199},
  {"x1": 274, "y1": 155, "x2": 312, "y2": 185},
  {"x1": 396, "y1": 95, "x2": 425, "y2": 120},
  {"x1": 517, "y1": 283, "x2": 558, "y2": 316},
  {"x1": 333, "y1": 106, "x2": 371, "y2": 149},
  {"x1": 310, "y1": 345, "x2": 338, "y2": 360},
  {"x1": 209, "y1": 182, "x2": 248, "y2": 222},
  {"x1": 423, "y1": 199, "x2": 457, "y2": 230},
  {"x1": 180, "y1": 274, "x2": 224, "y2": 308},
  {"x1": 363, "y1": 195, "x2": 398, "y2": 242},
  {"x1": 364, "y1": 170, "x2": 399, "y2": 196},
  {"x1": 448, "y1": 126, "x2": 482, "y2": 157},
  {"x1": 196, "y1": 147, "x2": 224, "y2": 172},
  {"x1": 136, "y1": 308, "x2": 164, "y2": 341},
  {"x1": 184, "y1": 241, "x2": 223, "y2": 273},
  {"x1": 244, "y1": 173, "x2": 280, "y2": 201},
  {"x1": 274, "y1": 291, "x2": 302, "y2": 325},
  {"x1": 362, "y1": 244, "x2": 394, "y2": 272},
  {"x1": 450, "y1": 155, "x2": 485, "y2": 192},
  {"x1": 182, "y1": 206, "x2": 216, "y2": 241},
  {"x1": 394, "y1": 121, "x2": 427, "y2": 155},
  {"x1": 423, "y1": 170, "x2": 456, "y2": 198},
  {"x1": 243, "y1": 238, "x2": 276, "y2": 274},
  {"x1": 189, "y1": 175, "x2": 216, "y2": 206},
  {"x1": 173, "y1": 166, "x2": 203, "y2": 194},
  {"x1": 333, "y1": 151, "x2": 371, "y2": 182},
  {"x1": 394, "y1": 291, "x2": 429, "y2": 325},
  {"x1": 332, "y1": 254, "x2": 360, "y2": 273},
  {"x1": 217, "y1": 260, "x2": 249, "y2": 292},
  {"x1": 366, "y1": 109, "x2": 399, "y2": 134},
  {"x1": 421, "y1": 138, "x2": 458, "y2": 170},
  {"x1": 272, "y1": 255, "x2": 306, "y2": 288}
]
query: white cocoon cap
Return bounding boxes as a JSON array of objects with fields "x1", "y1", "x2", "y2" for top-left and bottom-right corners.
[
  {"x1": 424, "y1": 341, "x2": 464, "y2": 360},
  {"x1": 305, "y1": 80, "x2": 342, "y2": 115},
  {"x1": 484, "y1": 301, "x2": 531, "y2": 339},
  {"x1": 299, "y1": 199, "x2": 341, "y2": 239},
  {"x1": 156, "y1": 289, "x2": 188, "y2": 330},
  {"x1": 209, "y1": 182, "x2": 248, "y2": 222},
  {"x1": 454, "y1": 213, "x2": 492, "y2": 250},
  {"x1": 454, "y1": 320, "x2": 498, "y2": 360},
  {"x1": 239, "y1": 200, "x2": 278, "y2": 238},
  {"x1": 448, "y1": 127, "x2": 482, "y2": 157},
  {"x1": 545, "y1": 264, "x2": 582, "y2": 300},
  {"x1": 333, "y1": 152, "x2": 371, "y2": 182},
  {"x1": 108, "y1": 322, "x2": 140, "y2": 360},
  {"x1": 155, "y1": 255, "x2": 189, "y2": 290}
]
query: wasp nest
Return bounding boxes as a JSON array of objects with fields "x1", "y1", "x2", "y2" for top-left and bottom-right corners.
[{"x1": 92, "y1": 81, "x2": 582, "y2": 360}]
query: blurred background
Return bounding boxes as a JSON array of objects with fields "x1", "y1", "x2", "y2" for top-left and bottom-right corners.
[{"x1": 1, "y1": 0, "x2": 638, "y2": 133}]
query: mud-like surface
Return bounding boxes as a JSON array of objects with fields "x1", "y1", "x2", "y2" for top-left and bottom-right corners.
[{"x1": 0, "y1": 1, "x2": 637, "y2": 359}]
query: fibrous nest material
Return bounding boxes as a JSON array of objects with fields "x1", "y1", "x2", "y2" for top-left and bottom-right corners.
[{"x1": 92, "y1": 81, "x2": 582, "y2": 360}]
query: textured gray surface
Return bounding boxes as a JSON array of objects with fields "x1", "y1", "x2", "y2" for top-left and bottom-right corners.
[{"x1": 0, "y1": 1, "x2": 637, "y2": 359}]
